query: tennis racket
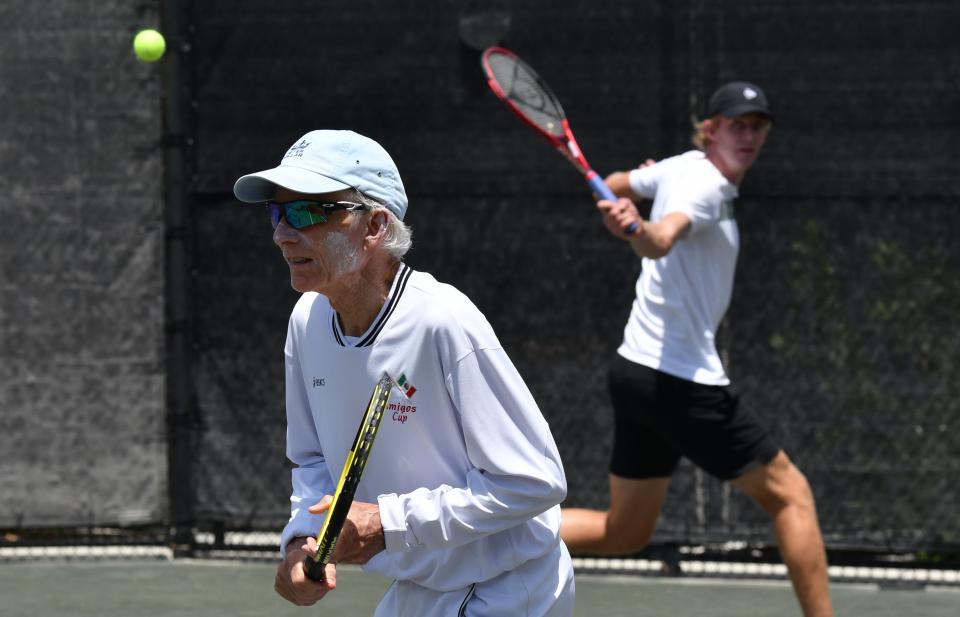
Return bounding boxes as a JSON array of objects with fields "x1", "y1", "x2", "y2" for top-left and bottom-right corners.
[
  {"x1": 481, "y1": 46, "x2": 638, "y2": 234},
  {"x1": 302, "y1": 372, "x2": 396, "y2": 582}
]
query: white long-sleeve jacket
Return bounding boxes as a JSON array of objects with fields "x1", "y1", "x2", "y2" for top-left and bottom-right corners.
[{"x1": 279, "y1": 264, "x2": 567, "y2": 592}]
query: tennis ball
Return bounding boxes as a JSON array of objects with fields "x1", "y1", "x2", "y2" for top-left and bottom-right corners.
[{"x1": 133, "y1": 29, "x2": 166, "y2": 62}]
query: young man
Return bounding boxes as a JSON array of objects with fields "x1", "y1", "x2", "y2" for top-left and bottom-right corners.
[
  {"x1": 560, "y1": 83, "x2": 834, "y2": 617},
  {"x1": 233, "y1": 130, "x2": 574, "y2": 616}
]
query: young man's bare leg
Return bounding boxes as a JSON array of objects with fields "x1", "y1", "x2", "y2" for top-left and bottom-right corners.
[
  {"x1": 733, "y1": 452, "x2": 833, "y2": 617},
  {"x1": 561, "y1": 475, "x2": 670, "y2": 555}
]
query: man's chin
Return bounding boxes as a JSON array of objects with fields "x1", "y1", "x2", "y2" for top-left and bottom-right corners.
[{"x1": 289, "y1": 274, "x2": 316, "y2": 294}]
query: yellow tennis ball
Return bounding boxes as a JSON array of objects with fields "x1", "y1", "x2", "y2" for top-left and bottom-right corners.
[{"x1": 133, "y1": 29, "x2": 166, "y2": 62}]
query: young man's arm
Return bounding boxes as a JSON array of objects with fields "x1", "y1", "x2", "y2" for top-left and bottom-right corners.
[
  {"x1": 601, "y1": 160, "x2": 693, "y2": 258},
  {"x1": 597, "y1": 198, "x2": 690, "y2": 259},
  {"x1": 604, "y1": 159, "x2": 657, "y2": 199},
  {"x1": 604, "y1": 171, "x2": 639, "y2": 199}
]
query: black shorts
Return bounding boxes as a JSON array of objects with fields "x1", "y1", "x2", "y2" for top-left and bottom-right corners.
[{"x1": 608, "y1": 354, "x2": 780, "y2": 481}]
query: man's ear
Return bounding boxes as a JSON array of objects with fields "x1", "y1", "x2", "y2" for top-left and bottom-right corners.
[
  {"x1": 702, "y1": 117, "x2": 718, "y2": 141},
  {"x1": 364, "y1": 209, "x2": 388, "y2": 246}
]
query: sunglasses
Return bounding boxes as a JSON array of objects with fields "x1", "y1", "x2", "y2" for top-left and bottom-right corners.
[{"x1": 266, "y1": 200, "x2": 367, "y2": 229}]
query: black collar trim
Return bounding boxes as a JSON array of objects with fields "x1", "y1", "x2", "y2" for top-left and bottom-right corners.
[{"x1": 331, "y1": 263, "x2": 412, "y2": 348}]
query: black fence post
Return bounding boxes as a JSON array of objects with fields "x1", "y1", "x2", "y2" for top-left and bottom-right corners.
[{"x1": 162, "y1": 0, "x2": 197, "y2": 558}]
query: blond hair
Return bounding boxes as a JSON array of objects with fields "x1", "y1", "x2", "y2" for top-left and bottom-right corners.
[{"x1": 691, "y1": 117, "x2": 717, "y2": 151}]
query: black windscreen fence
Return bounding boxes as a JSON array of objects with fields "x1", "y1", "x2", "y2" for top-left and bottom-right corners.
[{"x1": 2, "y1": 0, "x2": 958, "y2": 562}]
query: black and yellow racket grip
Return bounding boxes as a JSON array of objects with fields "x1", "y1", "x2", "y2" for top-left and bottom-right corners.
[
  {"x1": 301, "y1": 373, "x2": 394, "y2": 583},
  {"x1": 303, "y1": 552, "x2": 327, "y2": 581},
  {"x1": 303, "y1": 544, "x2": 333, "y2": 582},
  {"x1": 303, "y1": 508, "x2": 344, "y2": 582}
]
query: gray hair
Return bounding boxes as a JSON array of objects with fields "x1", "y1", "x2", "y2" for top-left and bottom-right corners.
[{"x1": 351, "y1": 190, "x2": 413, "y2": 259}]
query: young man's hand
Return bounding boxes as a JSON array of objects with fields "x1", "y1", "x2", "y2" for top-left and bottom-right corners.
[{"x1": 597, "y1": 198, "x2": 644, "y2": 241}]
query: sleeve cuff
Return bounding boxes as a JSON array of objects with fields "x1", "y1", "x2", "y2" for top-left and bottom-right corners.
[
  {"x1": 279, "y1": 506, "x2": 323, "y2": 558},
  {"x1": 378, "y1": 493, "x2": 420, "y2": 553}
]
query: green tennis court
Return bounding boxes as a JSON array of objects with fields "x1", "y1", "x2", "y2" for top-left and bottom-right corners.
[{"x1": 3, "y1": 560, "x2": 957, "y2": 616}]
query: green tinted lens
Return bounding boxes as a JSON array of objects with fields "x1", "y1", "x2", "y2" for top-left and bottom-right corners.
[{"x1": 285, "y1": 201, "x2": 328, "y2": 228}]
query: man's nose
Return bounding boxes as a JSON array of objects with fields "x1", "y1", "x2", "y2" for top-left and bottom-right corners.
[
  {"x1": 273, "y1": 219, "x2": 298, "y2": 245},
  {"x1": 742, "y1": 127, "x2": 762, "y2": 142}
]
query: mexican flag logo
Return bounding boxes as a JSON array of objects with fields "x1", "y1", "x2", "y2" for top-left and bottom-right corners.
[{"x1": 397, "y1": 373, "x2": 417, "y2": 398}]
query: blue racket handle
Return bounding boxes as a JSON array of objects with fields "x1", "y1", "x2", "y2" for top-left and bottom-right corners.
[
  {"x1": 586, "y1": 172, "x2": 638, "y2": 235},
  {"x1": 586, "y1": 171, "x2": 616, "y2": 202}
]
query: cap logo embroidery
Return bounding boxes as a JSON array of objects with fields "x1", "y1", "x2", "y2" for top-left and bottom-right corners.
[
  {"x1": 742, "y1": 87, "x2": 758, "y2": 100},
  {"x1": 284, "y1": 139, "x2": 311, "y2": 159}
]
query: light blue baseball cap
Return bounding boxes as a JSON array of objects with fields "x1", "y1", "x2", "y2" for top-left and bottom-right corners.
[{"x1": 233, "y1": 130, "x2": 408, "y2": 220}]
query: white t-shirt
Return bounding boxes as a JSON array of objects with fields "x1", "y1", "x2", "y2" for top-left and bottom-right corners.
[
  {"x1": 619, "y1": 150, "x2": 739, "y2": 385},
  {"x1": 280, "y1": 263, "x2": 567, "y2": 592}
]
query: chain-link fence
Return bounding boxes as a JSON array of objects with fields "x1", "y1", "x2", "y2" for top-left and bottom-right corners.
[{"x1": 2, "y1": 0, "x2": 959, "y2": 574}]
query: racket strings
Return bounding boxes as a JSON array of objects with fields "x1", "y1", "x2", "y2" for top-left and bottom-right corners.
[{"x1": 487, "y1": 53, "x2": 565, "y2": 137}]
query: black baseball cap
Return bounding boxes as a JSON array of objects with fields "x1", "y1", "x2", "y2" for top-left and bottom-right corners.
[{"x1": 705, "y1": 81, "x2": 774, "y2": 121}]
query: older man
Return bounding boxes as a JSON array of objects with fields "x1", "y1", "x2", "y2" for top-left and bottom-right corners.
[{"x1": 233, "y1": 130, "x2": 574, "y2": 616}]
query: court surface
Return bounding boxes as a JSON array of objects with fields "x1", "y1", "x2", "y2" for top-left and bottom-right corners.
[{"x1": 3, "y1": 560, "x2": 958, "y2": 616}]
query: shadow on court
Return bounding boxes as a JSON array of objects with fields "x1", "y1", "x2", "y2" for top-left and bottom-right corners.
[{"x1": 2, "y1": 561, "x2": 957, "y2": 616}]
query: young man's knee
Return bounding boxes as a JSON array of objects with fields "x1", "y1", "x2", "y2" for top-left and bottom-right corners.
[
  {"x1": 764, "y1": 464, "x2": 817, "y2": 515},
  {"x1": 779, "y1": 459, "x2": 815, "y2": 496},
  {"x1": 608, "y1": 518, "x2": 657, "y2": 552},
  {"x1": 627, "y1": 530, "x2": 655, "y2": 553}
]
